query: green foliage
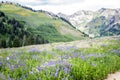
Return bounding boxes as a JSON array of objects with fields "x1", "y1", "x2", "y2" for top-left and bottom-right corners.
[
  {"x1": 0, "y1": 36, "x2": 120, "y2": 80},
  {"x1": 0, "y1": 11, "x2": 5, "y2": 17},
  {"x1": 12, "y1": 37, "x2": 20, "y2": 47},
  {"x1": 0, "y1": 39, "x2": 7, "y2": 48},
  {"x1": 0, "y1": 11, "x2": 48, "y2": 48},
  {"x1": 36, "y1": 24, "x2": 76, "y2": 42},
  {"x1": 0, "y1": 3, "x2": 85, "y2": 45}
]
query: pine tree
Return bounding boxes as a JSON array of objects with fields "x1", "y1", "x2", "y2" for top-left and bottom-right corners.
[
  {"x1": 35, "y1": 35, "x2": 41, "y2": 44},
  {"x1": 8, "y1": 37, "x2": 13, "y2": 47},
  {"x1": 13, "y1": 37, "x2": 21, "y2": 47},
  {"x1": 0, "y1": 39, "x2": 7, "y2": 48}
]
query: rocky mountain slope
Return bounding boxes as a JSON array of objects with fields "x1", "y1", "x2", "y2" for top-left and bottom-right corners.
[{"x1": 58, "y1": 8, "x2": 120, "y2": 37}]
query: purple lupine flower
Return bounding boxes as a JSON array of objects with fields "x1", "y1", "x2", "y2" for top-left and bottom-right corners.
[
  {"x1": 10, "y1": 78, "x2": 13, "y2": 80},
  {"x1": 19, "y1": 61, "x2": 26, "y2": 67},
  {"x1": 81, "y1": 55, "x2": 85, "y2": 60},
  {"x1": 64, "y1": 46, "x2": 77, "y2": 52},
  {"x1": 111, "y1": 49, "x2": 120, "y2": 56},
  {"x1": 86, "y1": 54, "x2": 101, "y2": 58},
  {"x1": 55, "y1": 72, "x2": 58, "y2": 77},
  {"x1": 15, "y1": 64, "x2": 18, "y2": 68},
  {"x1": 80, "y1": 53, "x2": 102, "y2": 59},
  {"x1": 58, "y1": 60, "x2": 66, "y2": 65},
  {"x1": 29, "y1": 47, "x2": 41, "y2": 52},
  {"x1": 111, "y1": 50, "x2": 120, "y2": 53},
  {"x1": 47, "y1": 61, "x2": 57, "y2": 66},
  {"x1": 73, "y1": 52, "x2": 78, "y2": 58},
  {"x1": 37, "y1": 66, "x2": 41, "y2": 71},
  {"x1": 0, "y1": 62, "x2": 3, "y2": 66},
  {"x1": 55, "y1": 67, "x2": 59, "y2": 77},
  {"x1": 58, "y1": 60, "x2": 70, "y2": 66},
  {"x1": 64, "y1": 67, "x2": 69, "y2": 74},
  {"x1": 56, "y1": 46, "x2": 77, "y2": 52},
  {"x1": 10, "y1": 65, "x2": 14, "y2": 70},
  {"x1": 7, "y1": 62, "x2": 10, "y2": 67}
]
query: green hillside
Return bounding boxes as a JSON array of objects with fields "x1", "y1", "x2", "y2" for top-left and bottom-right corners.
[
  {"x1": 0, "y1": 2, "x2": 85, "y2": 47},
  {"x1": 0, "y1": 11, "x2": 49, "y2": 48}
]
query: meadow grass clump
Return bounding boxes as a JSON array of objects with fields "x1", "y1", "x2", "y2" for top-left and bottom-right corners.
[{"x1": 70, "y1": 54, "x2": 120, "y2": 80}]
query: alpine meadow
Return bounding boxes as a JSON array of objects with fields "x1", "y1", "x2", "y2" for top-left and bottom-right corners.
[{"x1": 0, "y1": 1, "x2": 120, "y2": 80}]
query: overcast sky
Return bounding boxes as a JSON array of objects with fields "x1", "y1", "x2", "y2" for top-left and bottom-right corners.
[{"x1": 1, "y1": 0, "x2": 120, "y2": 15}]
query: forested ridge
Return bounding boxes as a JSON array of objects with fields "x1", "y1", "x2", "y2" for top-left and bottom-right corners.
[{"x1": 0, "y1": 11, "x2": 48, "y2": 48}]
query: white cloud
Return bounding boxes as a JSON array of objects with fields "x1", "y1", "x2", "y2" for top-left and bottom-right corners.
[
  {"x1": 47, "y1": 0, "x2": 84, "y2": 5},
  {"x1": 1, "y1": 0, "x2": 84, "y2": 5},
  {"x1": 1, "y1": 0, "x2": 120, "y2": 15}
]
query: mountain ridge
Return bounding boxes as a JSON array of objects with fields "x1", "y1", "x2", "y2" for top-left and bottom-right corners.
[{"x1": 58, "y1": 8, "x2": 120, "y2": 37}]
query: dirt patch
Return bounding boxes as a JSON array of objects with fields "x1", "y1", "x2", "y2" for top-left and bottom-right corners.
[{"x1": 105, "y1": 71, "x2": 120, "y2": 80}]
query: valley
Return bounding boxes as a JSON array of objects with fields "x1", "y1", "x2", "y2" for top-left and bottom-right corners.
[{"x1": 0, "y1": 1, "x2": 120, "y2": 80}]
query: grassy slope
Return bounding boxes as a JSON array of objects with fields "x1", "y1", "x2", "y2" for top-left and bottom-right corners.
[{"x1": 0, "y1": 3, "x2": 84, "y2": 42}]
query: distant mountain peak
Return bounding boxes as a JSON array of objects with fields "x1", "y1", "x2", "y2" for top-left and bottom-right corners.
[
  {"x1": 98, "y1": 8, "x2": 119, "y2": 14},
  {"x1": 58, "y1": 8, "x2": 120, "y2": 37},
  {"x1": 98, "y1": 8, "x2": 107, "y2": 13}
]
